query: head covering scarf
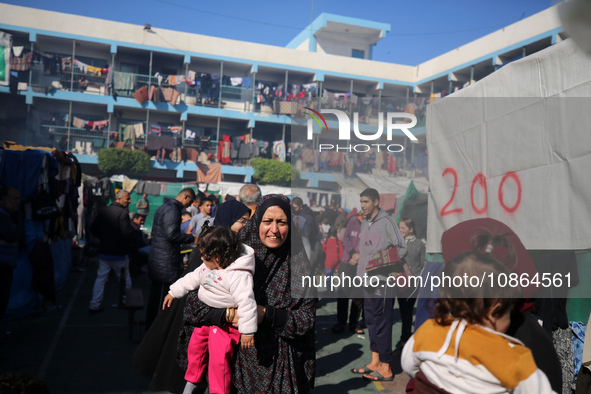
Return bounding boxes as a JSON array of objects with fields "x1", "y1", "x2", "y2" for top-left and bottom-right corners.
[
  {"x1": 213, "y1": 200, "x2": 250, "y2": 228},
  {"x1": 234, "y1": 194, "x2": 316, "y2": 393}
]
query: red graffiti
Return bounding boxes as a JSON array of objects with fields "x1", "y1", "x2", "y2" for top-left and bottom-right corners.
[
  {"x1": 498, "y1": 171, "x2": 522, "y2": 213},
  {"x1": 440, "y1": 168, "x2": 463, "y2": 216},
  {"x1": 440, "y1": 169, "x2": 522, "y2": 217},
  {"x1": 470, "y1": 172, "x2": 488, "y2": 214}
]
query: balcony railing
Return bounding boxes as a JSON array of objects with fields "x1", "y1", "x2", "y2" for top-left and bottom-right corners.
[
  {"x1": 24, "y1": 68, "x2": 426, "y2": 126},
  {"x1": 41, "y1": 124, "x2": 220, "y2": 155}
]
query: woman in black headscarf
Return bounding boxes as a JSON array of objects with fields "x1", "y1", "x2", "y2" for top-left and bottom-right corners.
[
  {"x1": 180, "y1": 194, "x2": 316, "y2": 393},
  {"x1": 133, "y1": 200, "x2": 251, "y2": 393}
]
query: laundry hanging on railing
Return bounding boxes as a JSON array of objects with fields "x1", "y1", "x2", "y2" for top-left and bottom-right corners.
[
  {"x1": 147, "y1": 85, "x2": 179, "y2": 104},
  {"x1": 92, "y1": 120, "x2": 109, "y2": 131},
  {"x1": 10, "y1": 51, "x2": 32, "y2": 71},
  {"x1": 72, "y1": 116, "x2": 110, "y2": 131},
  {"x1": 86, "y1": 65, "x2": 103, "y2": 76},
  {"x1": 166, "y1": 74, "x2": 190, "y2": 86},
  {"x1": 133, "y1": 123, "x2": 144, "y2": 138},
  {"x1": 218, "y1": 135, "x2": 231, "y2": 164},
  {"x1": 123, "y1": 124, "x2": 136, "y2": 145},
  {"x1": 150, "y1": 125, "x2": 161, "y2": 135},
  {"x1": 187, "y1": 70, "x2": 196, "y2": 84},
  {"x1": 115, "y1": 72, "x2": 136, "y2": 95}
]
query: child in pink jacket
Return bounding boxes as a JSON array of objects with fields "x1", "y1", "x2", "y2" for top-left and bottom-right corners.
[{"x1": 163, "y1": 224, "x2": 256, "y2": 394}]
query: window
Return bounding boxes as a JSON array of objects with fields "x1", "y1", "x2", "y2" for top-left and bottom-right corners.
[{"x1": 352, "y1": 49, "x2": 365, "y2": 59}]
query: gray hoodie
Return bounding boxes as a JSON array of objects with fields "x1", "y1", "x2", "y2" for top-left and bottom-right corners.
[{"x1": 357, "y1": 208, "x2": 407, "y2": 277}]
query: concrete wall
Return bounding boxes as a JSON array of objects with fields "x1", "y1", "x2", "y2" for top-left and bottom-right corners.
[
  {"x1": 415, "y1": 5, "x2": 562, "y2": 82},
  {"x1": 1, "y1": 4, "x2": 416, "y2": 84},
  {"x1": 0, "y1": 4, "x2": 562, "y2": 87},
  {"x1": 316, "y1": 36, "x2": 369, "y2": 59}
]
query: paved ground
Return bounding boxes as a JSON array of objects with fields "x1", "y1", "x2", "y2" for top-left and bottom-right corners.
[{"x1": 0, "y1": 249, "x2": 411, "y2": 393}]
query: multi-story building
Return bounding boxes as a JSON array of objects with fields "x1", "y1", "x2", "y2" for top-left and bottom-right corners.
[{"x1": 0, "y1": 4, "x2": 565, "y2": 187}]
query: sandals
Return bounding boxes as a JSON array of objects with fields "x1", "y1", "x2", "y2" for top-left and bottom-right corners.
[
  {"x1": 363, "y1": 370, "x2": 394, "y2": 382},
  {"x1": 351, "y1": 366, "x2": 375, "y2": 375}
]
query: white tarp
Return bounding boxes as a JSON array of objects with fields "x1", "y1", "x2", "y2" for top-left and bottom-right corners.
[
  {"x1": 203, "y1": 181, "x2": 292, "y2": 199},
  {"x1": 427, "y1": 39, "x2": 591, "y2": 252}
]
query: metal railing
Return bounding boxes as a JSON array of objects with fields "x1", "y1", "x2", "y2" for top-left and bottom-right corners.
[
  {"x1": 26, "y1": 65, "x2": 107, "y2": 93},
  {"x1": 43, "y1": 125, "x2": 109, "y2": 138}
]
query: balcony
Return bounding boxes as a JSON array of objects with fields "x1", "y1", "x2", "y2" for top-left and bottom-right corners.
[
  {"x1": 22, "y1": 65, "x2": 107, "y2": 94},
  {"x1": 18, "y1": 64, "x2": 427, "y2": 129}
]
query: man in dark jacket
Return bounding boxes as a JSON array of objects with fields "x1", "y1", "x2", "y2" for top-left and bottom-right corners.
[
  {"x1": 89, "y1": 190, "x2": 140, "y2": 313},
  {"x1": 146, "y1": 188, "x2": 196, "y2": 329}
]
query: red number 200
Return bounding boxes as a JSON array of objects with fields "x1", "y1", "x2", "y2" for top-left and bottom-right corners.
[{"x1": 440, "y1": 168, "x2": 522, "y2": 216}]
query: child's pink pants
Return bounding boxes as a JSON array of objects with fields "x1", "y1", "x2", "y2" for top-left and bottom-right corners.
[{"x1": 185, "y1": 324, "x2": 241, "y2": 394}]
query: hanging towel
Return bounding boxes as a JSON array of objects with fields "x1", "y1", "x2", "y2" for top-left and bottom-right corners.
[
  {"x1": 147, "y1": 133, "x2": 162, "y2": 151},
  {"x1": 197, "y1": 163, "x2": 222, "y2": 183},
  {"x1": 124, "y1": 124, "x2": 136, "y2": 146},
  {"x1": 73, "y1": 117, "x2": 86, "y2": 129},
  {"x1": 133, "y1": 123, "x2": 144, "y2": 138},
  {"x1": 187, "y1": 70, "x2": 196, "y2": 82},
  {"x1": 160, "y1": 135, "x2": 175, "y2": 151},
  {"x1": 114, "y1": 71, "x2": 135, "y2": 93},
  {"x1": 133, "y1": 85, "x2": 149, "y2": 104}
]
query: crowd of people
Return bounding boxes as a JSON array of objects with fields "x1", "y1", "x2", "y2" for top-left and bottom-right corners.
[{"x1": 2, "y1": 178, "x2": 568, "y2": 393}]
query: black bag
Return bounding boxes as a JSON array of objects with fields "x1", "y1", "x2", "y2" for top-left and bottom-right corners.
[{"x1": 32, "y1": 189, "x2": 61, "y2": 221}]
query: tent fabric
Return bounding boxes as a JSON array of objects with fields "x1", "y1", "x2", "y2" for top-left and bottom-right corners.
[
  {"x1": 6, "y1": 220, "x2": 71, "y2": 319},
  {"x1": 395, "y1": 181, "x2": 428, "y2": 240},
  {"x1": 0, "y1": 149, "x2": 59, "y2": 200},
  {"x1": 426, "y1": 39, "x2": 591, "y2": 252},
  {"x1": 1, "y1": 150, "x2": 70, "y2": 319}
]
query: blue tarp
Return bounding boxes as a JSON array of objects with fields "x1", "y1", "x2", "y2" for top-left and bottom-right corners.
[
  {"x1": 5, "y1": 219, "x2": 71, "y2": 319},
  {"x1": 0, "y1": 149, "x2": 58, "y2": 200},
  {"x1": 1, "y1": 150, "x2": 69, "y2": 319}
]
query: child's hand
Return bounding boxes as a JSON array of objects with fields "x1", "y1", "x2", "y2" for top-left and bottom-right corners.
[
  {"x1": 241, "y1": 335, "x2": 254, "y2": 349},
  {"x1": 162, "y1": 294, "x2": 175, "y2": 310}
]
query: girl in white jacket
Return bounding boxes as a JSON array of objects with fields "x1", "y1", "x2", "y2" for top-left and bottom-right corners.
[{"x1": 162, "y1": 224, "x2": 256, "y2": 394}]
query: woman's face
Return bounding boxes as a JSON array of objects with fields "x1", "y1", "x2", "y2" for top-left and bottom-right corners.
[
  {"x1": 230, "y1": 212, "x2": 250, "y2": 234},
  {"x1": 259, "y1": 206, "x2": 289, "y2": 249},
  {"x1": 399, "y1": 222, "x2": 412, "y2": 238}
]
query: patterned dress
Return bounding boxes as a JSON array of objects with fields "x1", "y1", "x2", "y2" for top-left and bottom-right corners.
[{"x1": 180, "y1": 195, "x2": 316, "y2": 393}]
